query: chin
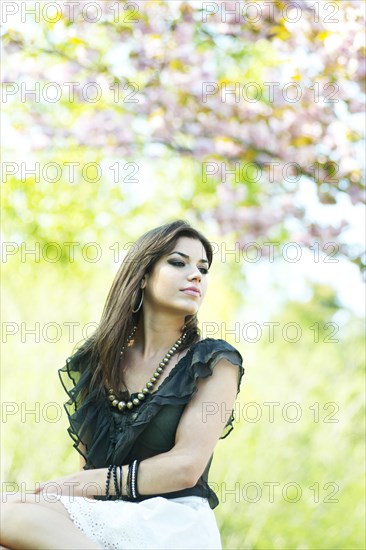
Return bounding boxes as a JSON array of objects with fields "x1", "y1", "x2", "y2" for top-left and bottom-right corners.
[{"x1": 183, "y1": 307, "x2": 199, "y2": 316}]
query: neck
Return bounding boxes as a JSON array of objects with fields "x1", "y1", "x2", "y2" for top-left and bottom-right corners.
[{"x1": 133, "y1": 312, "x2": 186, "y2": 361}]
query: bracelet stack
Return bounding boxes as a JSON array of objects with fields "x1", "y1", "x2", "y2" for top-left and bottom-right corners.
[{"x1": 105, "y1": 460, "x2": 140, "y2": 500}]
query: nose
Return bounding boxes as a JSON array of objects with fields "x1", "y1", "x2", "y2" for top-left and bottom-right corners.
[{"x1": 188, "y1": 266, "x2": 202, "y2": 282}]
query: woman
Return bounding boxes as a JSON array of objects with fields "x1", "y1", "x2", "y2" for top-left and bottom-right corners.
[{"x1": 1, "y1": 220, "x2": 244, "y2": 550}]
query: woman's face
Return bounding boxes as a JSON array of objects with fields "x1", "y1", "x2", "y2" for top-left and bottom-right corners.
[{"x1": 142, "y1": 236, "x2": 209, "y2": 317}]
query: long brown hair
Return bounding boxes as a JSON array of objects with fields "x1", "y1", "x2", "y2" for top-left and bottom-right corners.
[{"x1": 74, "y1": 219, "x2": 213, "y2": 398}]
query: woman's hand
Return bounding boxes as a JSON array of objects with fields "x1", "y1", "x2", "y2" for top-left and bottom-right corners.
[{"x1": 34, "y1": 468, "x2": 105, "y2": 499}]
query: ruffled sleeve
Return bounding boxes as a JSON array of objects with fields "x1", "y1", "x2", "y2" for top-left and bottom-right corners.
[
  {"x1": 183, "y1": 338, "x2": 244, "y2": 439},
  {"x1": 125, "y1": 338, "x2": 245, "y2": 442},
  {"x1": 58, "y1": 344, "x2": 114, "y2": 468}
]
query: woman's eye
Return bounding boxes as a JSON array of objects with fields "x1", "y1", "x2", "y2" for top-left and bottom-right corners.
[
  {"x1": 169, "y1": 261, "x2": 185, "y2": 267},
  {"x1": 169, "y1": 261, "x2": 208, "y2": 274}
]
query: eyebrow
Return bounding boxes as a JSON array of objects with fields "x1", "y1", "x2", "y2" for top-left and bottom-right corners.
[{"x1": 168, "y1": 251, "x2": 209, "y2": 264}]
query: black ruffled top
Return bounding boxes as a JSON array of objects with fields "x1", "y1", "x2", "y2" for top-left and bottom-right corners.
[{"x1": 59, "y1": 338, "x2": 244, "y2": 509}]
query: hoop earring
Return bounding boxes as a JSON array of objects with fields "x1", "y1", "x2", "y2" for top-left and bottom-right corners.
[{"x1": 132, "y1": 288, "x2": 144, "y2": 313}]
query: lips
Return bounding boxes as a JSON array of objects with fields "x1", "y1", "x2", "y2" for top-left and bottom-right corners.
[{"x1": 181, "y1": 287, "x2": 201, "y2": 297}]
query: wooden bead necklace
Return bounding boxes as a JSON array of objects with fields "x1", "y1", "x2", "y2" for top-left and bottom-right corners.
[{"x1": 108, "y1": 325, "x2": 188, "y2": 413}]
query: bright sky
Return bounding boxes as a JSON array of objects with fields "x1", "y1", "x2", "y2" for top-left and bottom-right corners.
[{"x1": 243, "y1": 178, "x2": 365, "y2": 320}]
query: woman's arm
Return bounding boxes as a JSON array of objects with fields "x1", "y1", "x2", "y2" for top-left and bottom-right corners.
[{"x1": 131, "y1": 356, "x2": 240, "y2": 494}]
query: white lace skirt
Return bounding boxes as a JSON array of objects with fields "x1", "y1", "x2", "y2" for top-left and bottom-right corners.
[{"x1": 58, "y1": 494, "x2": 222, "y2": 549}]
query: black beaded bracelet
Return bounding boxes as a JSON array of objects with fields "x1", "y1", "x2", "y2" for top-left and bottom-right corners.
[
  {"x1": 118, "y1": 465, "x2": 123, "y2": 498},
  {"x1": 126, "y1": 464, "x2": 131, "y2": 498},
  {"x1": 105, "y1": 464, "x2": 113, "y2": 500},
  {"x1": 112, "y1": 465, "x2": 120, "y2": 498}
]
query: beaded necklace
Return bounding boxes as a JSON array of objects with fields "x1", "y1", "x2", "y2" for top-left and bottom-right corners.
[{"x1": 108, "y1": 325, "x2": 188, "y2": 413}]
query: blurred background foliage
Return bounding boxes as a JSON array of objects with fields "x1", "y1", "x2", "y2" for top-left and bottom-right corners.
[
  {"x1": 2, "y1": 0, "x2": 365, "y2": 268},
  {"x1": 1, "y1": 1, "x2": 365, "y2": 549}
]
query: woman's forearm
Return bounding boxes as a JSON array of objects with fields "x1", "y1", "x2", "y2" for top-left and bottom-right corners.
[
  {"x1": 35, "y1": 449, "x2": 197, "y2": 501},
  {"x1": 94, "y1": 449, "x2": 197, "y2": 497}
]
